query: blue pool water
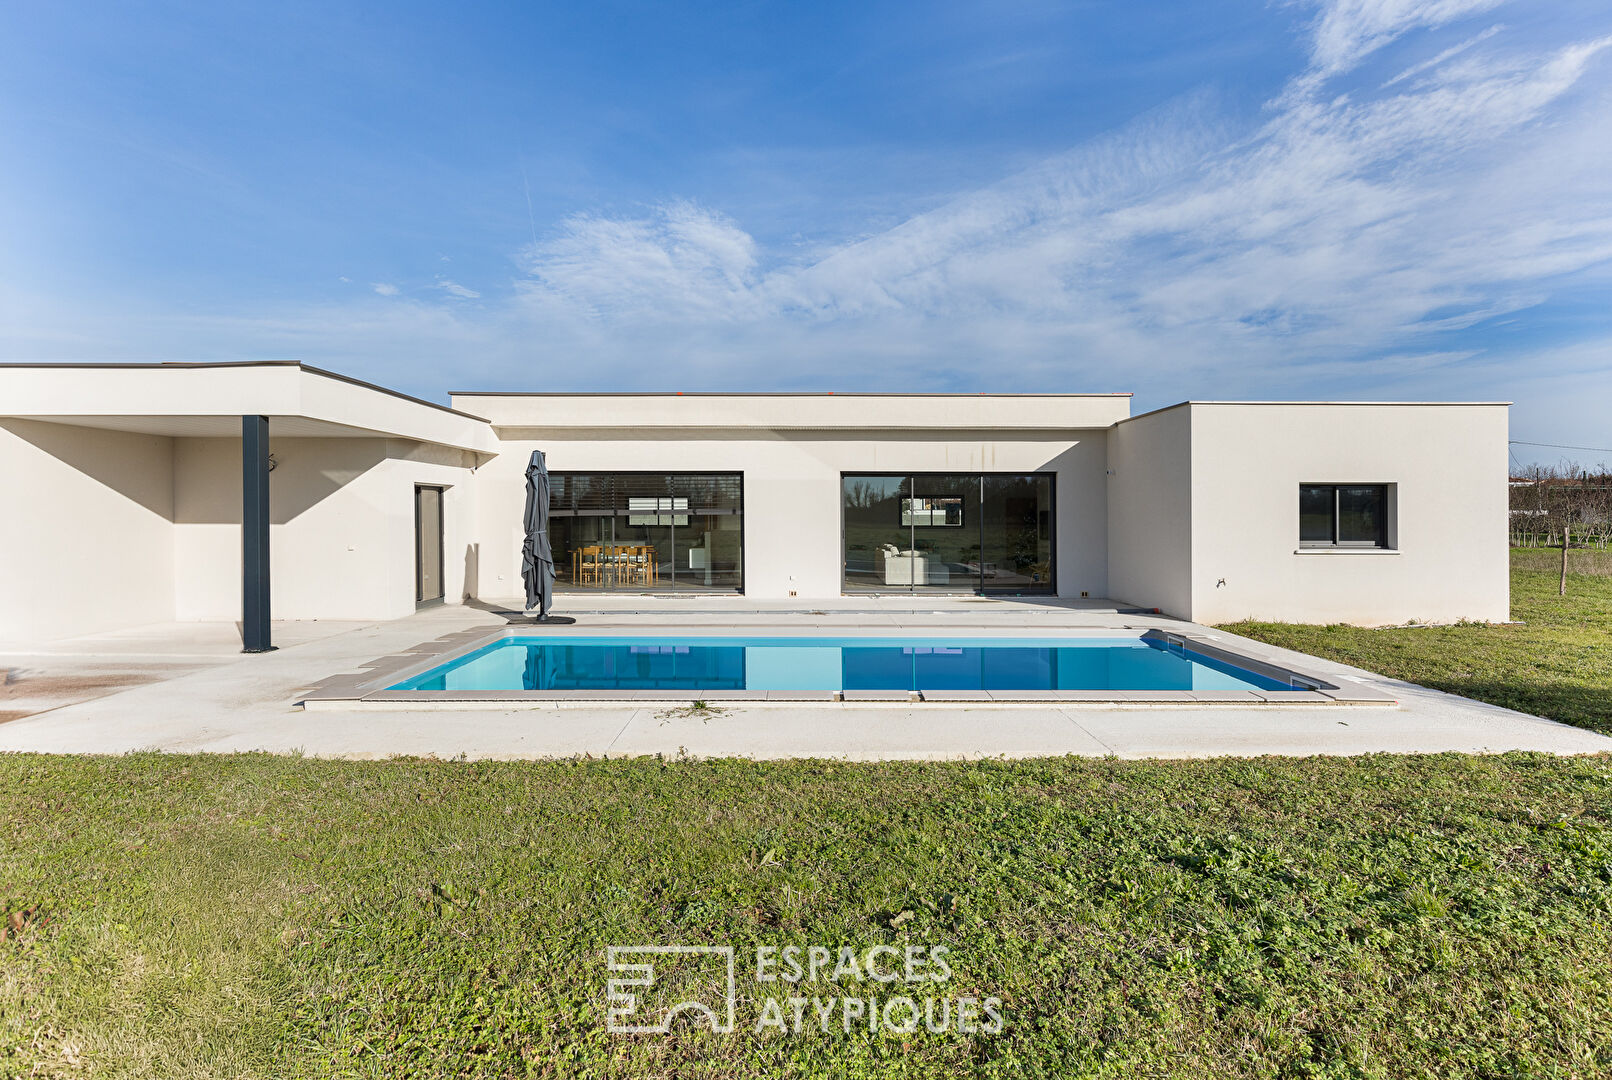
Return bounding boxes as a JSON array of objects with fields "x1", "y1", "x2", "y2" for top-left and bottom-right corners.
[{"x1": 389, "y1": 636, "x2": 1292, "y2": 693}]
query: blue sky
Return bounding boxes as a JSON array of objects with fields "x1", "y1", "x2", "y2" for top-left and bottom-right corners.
[{"x1": 2, "y1": 0, "x2": 1609, "y2": 463}]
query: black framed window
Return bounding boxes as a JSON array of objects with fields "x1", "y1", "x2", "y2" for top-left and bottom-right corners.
[
  {"x1": 843, "y1": 473, "x2": 1054, "y2": 594},
  {"x1": 1300, "y1": 484, "x2": 1390, "y2": 548}
]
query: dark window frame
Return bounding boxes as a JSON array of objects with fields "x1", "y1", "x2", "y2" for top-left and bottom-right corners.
[
  {"x1": 546, "y1": 471, "x2": 745, "y2": 592},
  {"x1": 1299, "y1": 483, "x2": 1391, "y2": 549},
  {"x1": 840, "y1": 471, "x2": 1057, "y2": 595}
]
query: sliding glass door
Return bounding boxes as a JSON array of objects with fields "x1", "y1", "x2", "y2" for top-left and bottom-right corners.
[
  {"x1": 982, "y1": 475, "x2": 1054, "y2": 592},
  {"x1": 550, "y1": 472, "x2": 743, "y2": 592},
  {"x1": 842, "y1": 473, "x2": 1054, "y2": 594},
  {"x1": 842, "y1": 476, "x2": 911, "y2": 590}
]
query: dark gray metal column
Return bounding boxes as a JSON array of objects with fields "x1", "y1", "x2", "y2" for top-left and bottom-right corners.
[{"x1": 241, "y1": 415, "x2": 274, "y2": 653}]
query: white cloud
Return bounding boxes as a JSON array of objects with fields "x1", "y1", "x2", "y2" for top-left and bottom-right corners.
[
  {"x1": 496, "y1": 13, "x2": 1612, "y2": 397},
  {"x1": 371, "y1": 282, "x2": 399, "y2": 296},
  {"x1": 520, "y1": 200, "x2": 758, "y2": 319},
  {"x1": 435, "y1": 279, "x2": 480, "y2": 300},
  {"x1": 1304, "y1": 0, "x2": 1507, "y2": 79},
  {"x1": 3, "y1": 0, "x2": 1610, "y2": 443},
  {"x1": 1381, "y1": 23, "x2": 1503, "y2": 87}
]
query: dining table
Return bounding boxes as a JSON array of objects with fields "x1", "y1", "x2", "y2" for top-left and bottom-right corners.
[{"x1": 571, "y1": 542, "x2": 657, "y2": 586}]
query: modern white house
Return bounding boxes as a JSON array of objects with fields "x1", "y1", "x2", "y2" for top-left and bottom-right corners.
[{"x1": 0, "y1": 361, "x2": 1510, "y2": 646}]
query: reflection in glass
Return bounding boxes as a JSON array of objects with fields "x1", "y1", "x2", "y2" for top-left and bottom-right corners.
[
  {"x1": 677, "y1": 475, "x2": 743, "y2": 588},
  {"x1": 1299, "y1": 485, "x2": 1334, "y2": 545},
  {"x1": 1337, "y1": 485, "x2": 1386, "y2": 545},
  {"x1": 1299, "y1": 484, "x2": 1388, "y2": 547},
  {"x1": 910, "y1": 474, "x2": 979, "y2": 592},
  {"x1": 842, "y1": 476, "x2": 911, "y2": 590},
  {"x1": 901, "y1": 497, "x2": 963, "y2": 526},
  {"x1": 981, "y1": 475, "x2": 1052, "y2": 592},
  {"x1": 842, "y1": 473, "x2": 1055, "y2": 594}
]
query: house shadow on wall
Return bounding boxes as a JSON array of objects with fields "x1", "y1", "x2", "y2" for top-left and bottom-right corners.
[
  {"x1": 3, "y1": 418, "x2": 177, "y2": 518},
  {"x1": 5, "y1": 419, "x2": 390, "y2": 525},
  {"x1": 171, "y1": 437, "x2": 389, "y2": 526}
]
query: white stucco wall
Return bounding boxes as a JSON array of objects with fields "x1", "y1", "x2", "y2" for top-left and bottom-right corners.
[
  {"x1": 2, "y1": 367, "x2": 1512, "y2": 635},
  {"x1": 0, "y1": 423, "x2": 477, "y2": 642},
  {"x1": 463, "y1": 428, "x2": 1111, "y2": 600},
  {"x1": 2, "y1": 363, "x2": 494, "y2": 639},
  {"x1": 0, "y1": 419, "x2": 177, "y2": 641},
  {"x1": 1185, "y1": 404, "x2": 1510, "y2": 626},
  {"x1": 171, "y1": 436, "x2": 478, "y2": 622},
  {"x1": 1105, "y1": 407, "x2": 1194, "y2": 618}
]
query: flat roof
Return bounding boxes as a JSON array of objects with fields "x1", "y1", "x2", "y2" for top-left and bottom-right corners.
[
  {"x1": 0, "y1": 361, "x2": 498, "y2": 454},
  {"x1": 2, "y1": 363, "x2": 1512, "y2": 441},
  {"x1": 1120, "y1": 400, "x2": 1513, "y2": 423},
  {"x1": 0, "y1": 361, "x2": 487, "y2": 422},
  {"x1": 450, "y1": 390, "x2": 1132, "y2": 398},
  {"x1": 449, "y1": 390, "x2": 1135, "y2": 430}
]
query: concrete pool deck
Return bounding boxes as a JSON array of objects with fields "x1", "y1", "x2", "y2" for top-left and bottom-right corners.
[{"x1": 0, "y1": 596, "x2": 1607, "y2": 760}]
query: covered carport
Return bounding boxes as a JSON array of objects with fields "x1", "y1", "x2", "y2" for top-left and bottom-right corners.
[{"x1": 0, "y1": 362, "x2": 498, "y2": 648}]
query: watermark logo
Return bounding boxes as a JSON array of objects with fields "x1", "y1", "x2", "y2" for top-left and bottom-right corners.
[
  {"x1": 606, "y1": 944, "x2": 1002, "y2": 1036},
  {"x1": 605, "y1": 946, "x2": 737, "y2": 1034}
]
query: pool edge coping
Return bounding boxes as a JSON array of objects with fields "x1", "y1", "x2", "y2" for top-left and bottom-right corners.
[{"x1": 294, "y1": 626, "x2": 1398, "y2": 709}]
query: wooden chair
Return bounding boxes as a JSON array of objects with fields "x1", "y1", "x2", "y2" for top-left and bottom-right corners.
[
  {"x1": 577, "y1": 545, "x2": 605, "y2": 586},
  {"x1": 622, "y1": 545, "x2": 653, "y2": 586},
  {"x1": 571, "y1": 543, "x2": 655, "y2": 586}
]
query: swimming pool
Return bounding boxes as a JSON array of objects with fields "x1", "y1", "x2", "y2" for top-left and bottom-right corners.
[{"x1": 387, "y1": 635, "x2": 1297, "y2": 693}]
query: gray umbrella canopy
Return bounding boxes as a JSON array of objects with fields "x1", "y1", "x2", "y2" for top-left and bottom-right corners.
[{"x1": 520, "y1": 450, "x2": 554, "y2": 615}]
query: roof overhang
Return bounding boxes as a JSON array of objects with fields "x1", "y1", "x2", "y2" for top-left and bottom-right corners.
[
  {"x1": 0, "y1": 363, "x2": 499, "y2": 456},
  {"x1": 451, "y1": 392, "x2": 1134, "y2": 432},
  {"x1": 1119, "y1": 400, "x2": 1512, "y2": 424}
]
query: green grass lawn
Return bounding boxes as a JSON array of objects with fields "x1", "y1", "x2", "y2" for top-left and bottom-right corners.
[
  {"x1": 1223, "y1": 550, "x2": 1612, "y2": 736},
  {"x1": 4, "y1": 753, "x2": 1612, "y2": 1078}
]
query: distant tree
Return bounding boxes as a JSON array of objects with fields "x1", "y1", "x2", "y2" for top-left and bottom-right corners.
[{"x1": 1510, "y1": 461, "x2": 1612, "y2": 596}]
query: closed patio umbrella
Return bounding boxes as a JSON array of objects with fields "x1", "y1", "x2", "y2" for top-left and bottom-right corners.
[{"x1": 521, "y1": 450, "x2": 569, "y2": 622}]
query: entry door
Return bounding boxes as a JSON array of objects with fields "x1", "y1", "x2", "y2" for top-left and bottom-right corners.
[{"x1": 415, "y1": 486, "x2": 444, "y2": 604}]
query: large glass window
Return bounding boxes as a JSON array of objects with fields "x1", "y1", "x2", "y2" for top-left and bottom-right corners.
[
  {"x1": 982, "y1": 475, "x2": 1054, "y2": 590},
  {"x1": 551, "y1": 473, "x2": 742, "y2": 591},
  {"x1": 909, "y1": 474, "x2": 980, "y2": 593},
  {"x1": 1299, "y1": 484, "x2": 1390, "y2": 548},
  {"x1": 842, "y1": 473, "x2": 1055, "y2": 594},
  {"x1": 841, "y1": 476, "x2": 910, "y2": 590}
]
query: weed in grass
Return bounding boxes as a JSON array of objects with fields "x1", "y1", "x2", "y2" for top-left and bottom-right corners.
[{"x1": 656, "y1": 701, "x2": 726, "y2": 725}]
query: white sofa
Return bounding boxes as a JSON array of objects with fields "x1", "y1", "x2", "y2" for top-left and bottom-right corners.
[{"x1": 881, "y1": 544, "x2": 927, "y2": 585}]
